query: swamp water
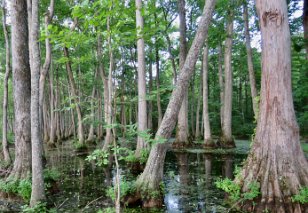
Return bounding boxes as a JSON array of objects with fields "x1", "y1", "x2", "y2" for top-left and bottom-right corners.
[
  {"x1": 1, "y1": 140, "x2": 250, "y2": 212},
  {"x1": 45, "y1": 140, "x2": 249, "y2": 213}
]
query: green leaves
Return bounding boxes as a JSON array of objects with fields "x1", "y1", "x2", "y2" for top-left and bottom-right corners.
[{"x1": 86, "y1": 149, "x2": 110, "y2": 166}]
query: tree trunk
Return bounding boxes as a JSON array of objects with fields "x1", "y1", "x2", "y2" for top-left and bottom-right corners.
[
  {"x1": 148, "y1": 62, "x2": 153, "y2": 131},
  {"x1": 63, "y1": 47, "x2": 85, "y2": 146},
  {"x1": 236, "y1": 1, "x2": 308, "y2": 212},
  {"x1": 218, "y1": 45, "x2": 224, "y2": 130},
  {"x1": 49, "y1": 62, "x2": 56, "y2": 145},
  {"x1": 155, "y1": 45, "x2": 163, "y2": 127},
  {"x1": 87, "y1": 68, "x2": 98, "y2": 143},
  {"x1": 39, "y1": 0, "x2": 54, "y2": 141},
  {"x1": 195, "y1": 67, "x2": 202, "y2": 139},
  {"x1": 202, "y1": 42, "x2": 214, "y2": 147},
  {"x1": 2, "y1": 1, "x2": 12, "y2": 164},
  {"x1": 243, "y1": 2, "x2": 258, "y2": 118},
  {"x1": 175, "y1": 0, "x2": 189, "y2": 145},
  {"x1": 29, "y1": 0, "x2": 46, "y2": 205},
  {"x1": 190, "y1": 76, "x2": 195, "y2": 137},
  {"x1": 220, "y1": 8, "x2": 235, "y2": 148},
  {"x1": 135, "y1": 0, "x2": 148, "y2": 157},
  {"x1": 133, "y1": 0, "x2": 216, "y2": 207},
  {"x1": 9, "y1": 0, "x2": 32, "y2": 179},
  {"x1": 102, "y1": 17, "x2": 114, "y2": 151}
]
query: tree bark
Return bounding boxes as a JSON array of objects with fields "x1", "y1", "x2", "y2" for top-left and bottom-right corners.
[
  {"x1": 102, "y1": 17, "x2": 114, "y2": 151},
  {"x1": 29, "y1": 0, "x2": 46, "y2": 205},
  {"x1": 87, "y1": 68, "x2": 98, "y2": 143},
  {"x1": 135, "y1": 0, "x2": 148, "y2": 157},
  {"x1": 2, "y1": 1, "x2": 12, "y2": 164},
  {"x1": 9, "y1": 0, "x2": 32, "y2": 179},
  {"x1": 236, "y1": 1, "x2": 308, "y2": 212},
  {"x1": 218, "y1": 45, "x2": 224, "y2": 130},
  {"x1": 175, "y1": 0, "x2": 189, "y2": 145},
  {"x1": 148, "y1": 62, "x2": 153, "y2": 131},
  {"x1": 202, "y1": 42, "x2": 214, "y2": 147},
  {"x1": 133, "y1": 0, "x2": 216, "y2": 207},
  {"x1": 39, "y1": 0, "x2": 54, "y2": 141},
  {"x1": 48, "y1": 62, "x2": 56, "y2": 145},
  {"x1": 63, "y1": 47, "x2": 85, "y2": 146},
  {"x1": 195, "y1": 66, "x2": 202, "y2": 139},
  {"x1": 243, "y1": 2, "x2": 258, "y2": 118},
  {"x1": 220, "y1": 8, "x2": 235, "y2": 148}
]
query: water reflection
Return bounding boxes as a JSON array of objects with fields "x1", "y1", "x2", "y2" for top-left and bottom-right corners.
[{"x1": 42, "y1": 142, "x2": 245, "y2": 212}]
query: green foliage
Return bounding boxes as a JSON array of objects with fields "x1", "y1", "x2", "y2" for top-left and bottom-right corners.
[
  {"x1": 73, "y1": 141, "x2": 88, "y2": 151},
  {"x1": 43, "y1": 169, "x2": 61, "y2": 182},
  {"x1": 215, "y1": 178, "x2": 260, "y2": 204},
  {"x1": 292, "y1": 187, "x2": 308, "y2": 204},
  {"x1": 106, "y1": 179, "x2": 136, "y2": 201},
  {"x1": 86, "y1": 149, "x2": 109, "y2": 166},
  {"x1": 0, "y1": 178, "x2": 32, "y2": 201}
]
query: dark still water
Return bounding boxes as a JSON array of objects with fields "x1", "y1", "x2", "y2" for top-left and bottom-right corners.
[{"x1": 45, "y1": 141, "x2": 248, "y2": 213}]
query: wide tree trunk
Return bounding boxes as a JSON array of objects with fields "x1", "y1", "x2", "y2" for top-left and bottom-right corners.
[
  {"x1": 133, "y1": 0, "x2": 216, "y2": 207},
  {"x1": 2, "y1": 1, "x2": 12, "y2": 165},
  {"x1": 243, "y1": 2, "x2": 258, "y2": 118},
  {"x1": 175, "y1": 0, "x2": 189, "y2": 146},
  {"x1": 220, "y1": 8, "x2": 235, "y2": 148},
  {"x1": 9, "y1": 0, "x2": 32, "y2": 179},
  {"x1": 202, "y1": 42, "x2": 214, "y2": 147},
  {"x1": 236, "y1": 1, "x2": 308, "y2": 212},
  {"x1": 135, "y1": 0, "x2": 148, "y2": 157},
  {"x1": 63, "y1": 47, "x2": 85, "y2": 146},
  {"x1": 29, "y1": 0, "x2": 46, "y2": 205}
]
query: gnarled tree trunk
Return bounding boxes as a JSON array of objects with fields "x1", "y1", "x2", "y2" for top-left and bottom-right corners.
[{"x1": 236, "y1": 1, "x2": 308, "y2": 212}]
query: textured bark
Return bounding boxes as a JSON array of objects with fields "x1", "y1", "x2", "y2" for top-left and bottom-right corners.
[
  {"x1": 135, "y1": 0, "x2": 148, "y2": 157},
  {"x1": 220, "y1": 9, "x2": 235, "y2": 148},
  {"x1": 134, "y1": 0, "x2": 216, "y2": 207},
  {"x1": 9, "y1": 0, "x2": 32, "y2": 179},
  {"x1": 175, "y1": 0, "x2": 189, "y2": 144},
  {"x1": 29, "y1": 0, "x2": 46, "y2": 205},
  {"x1": 39, "y1": 0, "x2": 54, "y2": 141},
  {"x1": 190, "y1": 78, "x2": 195, "y2": 137},
  {"x1": 243, "y1": 2, "x2": 258, "y2": 118},
  {"x1": 202, "y1": 43, "x2": 214, "y2": 147},
  {"x1": 2, "y1": 1, "x2": 12, "y2": 164},
  {"x1": 63, "y1": 47, "x2": 85, "y2": 145},
  {"x1": 236, "y1": 1, "x2": 308, "y2": 212}
]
